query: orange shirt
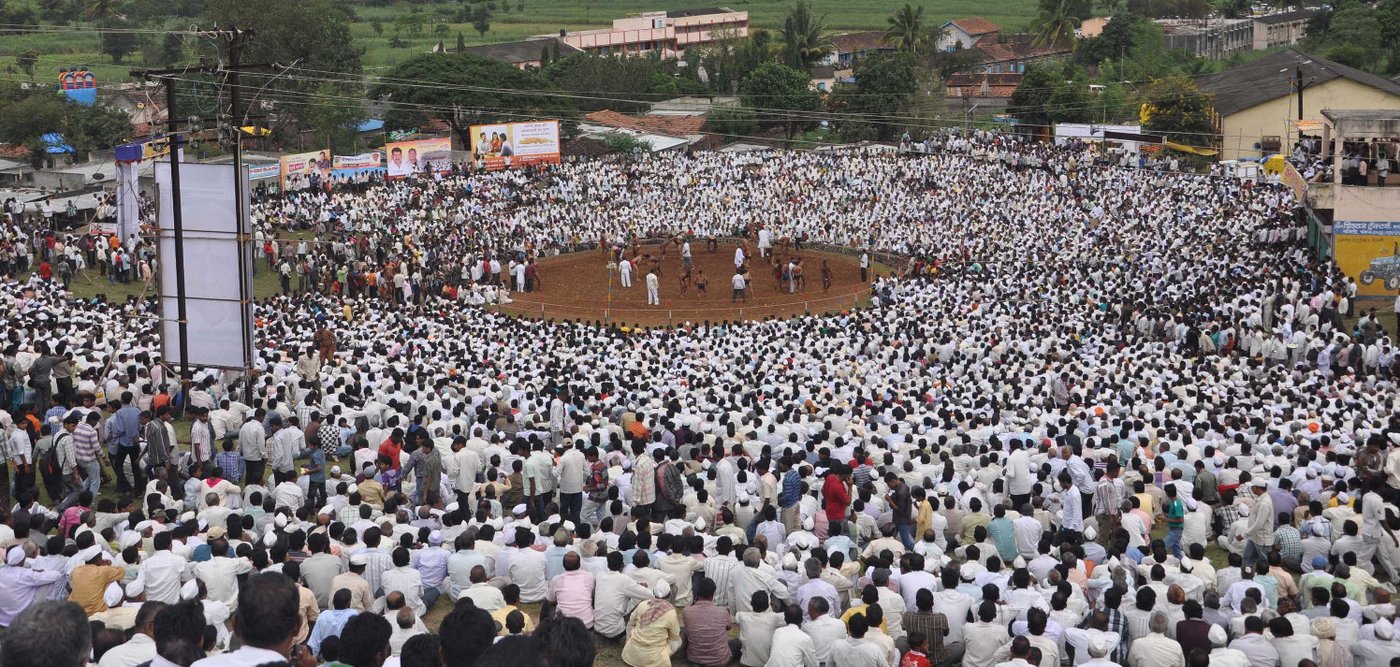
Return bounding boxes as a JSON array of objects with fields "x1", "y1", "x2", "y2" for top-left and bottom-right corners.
[{"x1": 69, "y1": 564, "x2": 126, "y2": 615}]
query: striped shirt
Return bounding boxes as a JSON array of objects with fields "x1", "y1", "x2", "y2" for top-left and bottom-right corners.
[{"x1": 73, "y1": 424, "x2": 102, "y2": 463}]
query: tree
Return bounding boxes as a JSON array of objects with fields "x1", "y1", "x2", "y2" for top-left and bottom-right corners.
[
  {"x1": 16, "y1": 50, "x2": 38, "y2": 79},
  {"x1": 779, "y1": 0, "x2": 833, "y2": 70},
  {"x1": 739, "y1": 61, "x2": 819, "y2": 142},
  {"x1": 928, "y1": 46, "x2": 985, "y2": 80},
  {"x1": 371, "y1": 52, "x2": 577, "y2": 147},
  {"x1": 830, "y1": 52, "x2": 918, "y2": 141},
  {"x1": 471, "y1": 5, "x2": 491, "y2": 38},
  {"x1": 884, "y1": 4, "x2": 933, "y2": 55},
  {"x1": 1217, "y1": 0, "x2": 1252, "y2": 19},
  {"x1": 1010, "y1": 59, "x2": 1088, "y2": 127},
  {"x1": 707, "y1": 105, "x2": 758, "y2": 138},
  {"x1": 301, "y1": 83, "x2": 365, "y2": 153},
  {"x1": 371, "y1": 19, "x2": 384, "y2": 36},
  {"x1": 1033, "y1": 0, "x2": 1081, "y2": 51},
  {"x1": 456, "y1": 32, "x2": 466, "y2": 52},
  {"x1": 1141, "y1": 74, "x2": 1214, "y2": 143},
  {"x1": 1326, "y1": 6, "x2": 1382, "y2": 51},
  {"x1": 543, "y1": 54, "x2": 659, "y2": 112},
  {"x1": 100, "y1": 18, "x2": 140, "y2": 64},
  {"x1": 204, "y1": 0, "x2": 364, "y2": 135},
  {"x1": 85, "y1": 0, "x2": 124, "y2": 20}
]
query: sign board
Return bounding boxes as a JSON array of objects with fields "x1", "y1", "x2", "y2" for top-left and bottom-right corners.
[
  {"x1": 384, "y1": 138, "x2": 452, "y2": 179},
  {"x1": 155, "y1": 162, "x2": 254, "y2": 369},
  {"x1": 469, "y1": 121, "x2": 561, "y2": 170}
]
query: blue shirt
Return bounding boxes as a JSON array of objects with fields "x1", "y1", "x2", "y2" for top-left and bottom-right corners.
[
  {"x1": 307, "y1": 607, "x2": 358, "y2": 656},
  {"x1": 111, "y1": 406, "x2": 142, "y2": 448},
  {"x1": 778, "y1": 469, "x2": 801, "y2": 508},
  {"x1": 300, "y1": 448, "x2": 326, "y2": 482}
]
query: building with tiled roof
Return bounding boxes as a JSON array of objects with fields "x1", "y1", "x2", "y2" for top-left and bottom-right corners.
[
  {"x1": 938, "y1": 17, "x2": 1002, "y2": 51},
  {"x1": 823, "y1": 31, "x2": 896, "y2": 67}
]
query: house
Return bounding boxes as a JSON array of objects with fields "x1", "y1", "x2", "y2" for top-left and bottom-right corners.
[
  {"x1": 938, "y1": 17, "x2": 1001, "y2": 51},
  {"x1": 944, "y1": 73, "x2": 1019, "y2": 116},
  {"x1": 1156, "y1": 18, "x2": 1253, "y2": 60},
  {"x1": 647, "y1": 96, "x2": 740, "y2": 117},
  {"x1": 1077, "y1": 16, "x2": 1109, "y2": 39},
  {"x1": 810, "y1": 66, "x2": 837, "y2": 93},
  {"x1": 581, "y1": 109, "x2": 714, "y2": 150},
  {"x1": 461, "y1": 37, "x2": 582, "y2": 69},
  {"x1": 1252, "y1": 9, "x2": 1318, "y2": 51},
  {"x1": 99, "y1": 84, "x2": 166, "y2": 138},
  {"x1": 974, "y1": 38, "x2": 1070, "y2": 75},
  {"x1": 825, "y1": 31, "x2": 895, "y2": 67},
  {"x1": 1198, "y1": 48, "x2": 1400, "y2": 160},
  {"x1": 1309, "y1": 110, "x2": 1400, "y2": 298},
  {"x1": 558, "y1": 7, "x2": 748, "y2": 59}
]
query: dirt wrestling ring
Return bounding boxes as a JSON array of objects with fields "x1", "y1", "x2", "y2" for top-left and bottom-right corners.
[{"x1": 492, "y1": 239, "x2": 897, "y2": 327}]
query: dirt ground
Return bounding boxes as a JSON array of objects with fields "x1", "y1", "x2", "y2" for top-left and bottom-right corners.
[{"x1": 496, "y1": 240, "x2": 885, "y2": 327}]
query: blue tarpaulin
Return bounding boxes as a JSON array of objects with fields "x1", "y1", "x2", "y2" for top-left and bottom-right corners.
[
  {"x1": 42, "y1": 133, "x2": 75, "y2": 154},
  {"x1": 354, "y1": 119, "x2": 384, "y2": 133}
]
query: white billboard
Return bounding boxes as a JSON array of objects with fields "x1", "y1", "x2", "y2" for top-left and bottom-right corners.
[{"x1": 155, "y1": 162, "x2": 254, "y2": 369}]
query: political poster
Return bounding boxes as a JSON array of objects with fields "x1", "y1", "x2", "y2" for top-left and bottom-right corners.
[
  {"x1": 384, "y1": 138, "x2": 453, "y2": 179},
  {"x1": 280, "y1": 150, "x2": 331, "y2": 190},
  {"x1": 333, "y1": 152, "x2": 382, "y2": 169},
  {"x1": 469, "y1": 121, "x2": 561, "y2": 171},
  {"x1": 1335, "y1": 220, "x2": 1400, "y2": 297}
]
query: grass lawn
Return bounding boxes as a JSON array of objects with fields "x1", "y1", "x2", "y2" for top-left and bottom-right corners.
[{"x1": 0, "y1": 0, "x2": 1042, "y2": 82}]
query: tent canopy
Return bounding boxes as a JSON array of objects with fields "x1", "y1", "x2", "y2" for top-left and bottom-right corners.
[{"x1": 42, "y1": 133, "x2": 75, "y2": 154}]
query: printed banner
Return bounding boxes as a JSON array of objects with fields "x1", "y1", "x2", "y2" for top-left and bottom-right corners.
[
  {"x1": 384, "y1": 138, "x2": 452, "y2": 179},
  {"x1": 280, "y1": 150, "x2": 331, "y2": 189},
  {"x1": 1334, "y1": 220, "x2": 1400, "y2": 297},
  {"x1": 470, "y1": 121, "x2": 561, "y2": 171},
  {"x1": 247, "y1": 163, "x2": 281, "y2": 181},
  {"x1": 333, "y1": 152, "x2": 382, "y2": 169}
]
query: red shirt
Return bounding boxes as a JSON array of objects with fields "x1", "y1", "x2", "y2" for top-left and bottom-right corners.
[
  {"x1": 822, "y1": 474, "x2": 850, "y2": 521},
  {"x1": 378, "y1": 438, "x2": 402, "y2": 470},
  {"x1": 899, "y1": 649, "x2": 930, "y2": 667}
]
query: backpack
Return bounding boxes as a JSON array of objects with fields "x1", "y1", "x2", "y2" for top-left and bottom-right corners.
[{"x1": 40, "y1": 432, "x2": 66, "y2": 477}]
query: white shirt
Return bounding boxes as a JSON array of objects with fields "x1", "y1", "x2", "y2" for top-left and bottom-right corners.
[
  {"x1": 737, "y1": 610, "x2": 786, "y2": 667},
  {"x1": 98, "y1": 633, "x2": 157, "y2": 667},
  {"x1": 507, "y1": 548, "x2": 548, "y2": 602},
  {"x1": 382, "y1": 565, "x2": 426, "y2": 617},
  {"x1": 830, "y1": 637, "x2": 886, "y2": 667},
  {"x1": 767, "y1": 624, "x2": 818, "y2": 667},
  {"x1": 191, "y1": 646, "x2": 288, "y2": 667},
  {"x1": 190, "y1": 557, "x2": 255, "y2": 611},
  {"x1": 139, "y1": 550, "x2": 189, "y2": 604},
  {"x1": 803, "y1": 615, "x2": 848, "y2": 664},
  {"x1": 557, "y1": 449, "x2": 588, "y2": 495}
]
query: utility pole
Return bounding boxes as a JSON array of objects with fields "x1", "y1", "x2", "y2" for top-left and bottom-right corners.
[
  {"x1": 164, "y1": 75, "x2": 189, "y2": 412},
  {"x1": 1295, "y1": 65, "x2": 1304, "y2": 122},
  {"x1": 133, "y1": 28, "x2": 271, "y2": 412}
]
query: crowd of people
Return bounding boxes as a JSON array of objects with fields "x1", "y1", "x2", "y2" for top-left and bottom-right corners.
[{"x1": 0, "y1": 130, "x2": 1398, "y2": 667}]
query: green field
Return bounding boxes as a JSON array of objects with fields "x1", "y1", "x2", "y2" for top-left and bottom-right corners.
[{"x1": 0, "y1": 0, "x2": 1041, "y2": 84}]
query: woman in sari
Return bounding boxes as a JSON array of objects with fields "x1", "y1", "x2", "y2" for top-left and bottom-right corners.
[{"x1": 621, "y1": 579, "x2": 680, "y2": 667}]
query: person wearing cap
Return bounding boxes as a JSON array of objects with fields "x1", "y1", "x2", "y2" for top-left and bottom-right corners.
[
  {"x1": 1240, "y1": 478, "x2": 1275, "y2": 568},
  {"x1": 1353, "y1": 619, "x2": 1400, "y2": 667},
  {"x1": 330, "y1": 553, "x2": 375, "y2": 612},
  {"x1": 67, "y1": 547, "x2": 127, "y2": 615},
  {"x1": 621, "y1": 575, "x2": 681, "y2": 667},
  {"x1": 0, "y1": 545, "x2": 64, "y2": 627}
]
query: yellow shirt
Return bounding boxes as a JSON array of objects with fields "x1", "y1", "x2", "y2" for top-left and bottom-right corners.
[
  {"x1": 69, "y1": 564, "x2": 127, "y2": 615},
  {"x1": 620, "y1": 603, "x2": 680, "y2": 667},
  {"x1": 491, "y1": 604, "x2": 536, "y2": 636},
  {"x1": 839, "y1": 604, "x2": 889, "y2": 633}
]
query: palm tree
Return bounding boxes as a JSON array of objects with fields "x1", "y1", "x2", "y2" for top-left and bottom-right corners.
[
  {"x1": 1032, "y1": 0, "x2": 1081, "y2": 51},
  {"x1": 84, "y1": 0, "x2": 125, "y2": 20},
  {"x1": 780, "y1": 0, "x2": 834, "y2": 70},
  {"x1": 884, "y1": 4, "x2": 934, "y2": 55}
]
